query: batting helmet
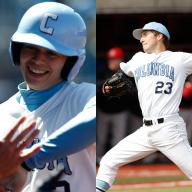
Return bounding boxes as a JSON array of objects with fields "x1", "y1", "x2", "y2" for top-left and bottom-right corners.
[
  {"x1": 10, "y1": 2, "x2": 86, "y2": 80},
  {"x1": 107, "y1": 47, "x2": 124, "y2": 59}
]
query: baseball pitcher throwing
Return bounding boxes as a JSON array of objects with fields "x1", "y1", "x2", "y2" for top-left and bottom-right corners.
[{"x1": 96, "y1": 22, "x2": 192, "y2": 192}]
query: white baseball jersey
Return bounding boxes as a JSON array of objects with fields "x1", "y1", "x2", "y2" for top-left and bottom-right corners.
[
  {"x1": 120, "y1": 50, "x2": 192, "y2": 118},
  {"x1": 0, "y1": 81, "x2": 96, "y2": 192}
]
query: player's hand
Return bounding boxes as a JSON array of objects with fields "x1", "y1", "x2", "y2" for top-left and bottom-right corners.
[
  {"x1": 102, "y1": 84, "x2": 112, "y2": 95},
  {"x1": 0, "y1": 166, "x2": 28, "y2": 192},
  {"x1": 102, "y1": 69, "x2": 137, "y2": 98},
  {"x1": 0, "y1": 116, "x2": 40, "y2": 181}
]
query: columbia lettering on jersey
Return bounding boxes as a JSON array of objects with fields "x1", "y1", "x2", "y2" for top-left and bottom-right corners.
[
  {"x1": 134, "y1": 62, "x2": 175, "y2": 82},
  {"x1": 27, "y1": 137, "x2": 72, "y2": 174},
  {"x1": 120, "y1": 51, "x2": 192, "y2": 118}
]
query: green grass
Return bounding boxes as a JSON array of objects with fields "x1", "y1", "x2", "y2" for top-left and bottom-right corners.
[
  {"x1": 114, "y1": 176, "x2": 187, "y2": 184},
  {"x1": 109, "y1": 188, "x2": 192, "y2": 192},
  {"x1": 109, "y1": 175, "x2": 191, "y2": 192},
  {"x1": 107, "y1": 166, "x2": 191, "y2": 192}
]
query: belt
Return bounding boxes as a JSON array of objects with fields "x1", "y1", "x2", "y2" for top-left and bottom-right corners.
[{"x1": 144, "y1": 118, "x2": 164, "y2": 126}]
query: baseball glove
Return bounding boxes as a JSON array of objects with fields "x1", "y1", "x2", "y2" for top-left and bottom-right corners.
[{"x1": 103, "y1": 69, "x2": 137, "y2": 98}]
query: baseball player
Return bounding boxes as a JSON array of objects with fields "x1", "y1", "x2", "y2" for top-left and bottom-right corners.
[
  {"x1": 0, "y1": 2, "x2": 95, "y2": 192},
  {"x1": 96, "y1": 21, "x2": 192, "y2": 192}
]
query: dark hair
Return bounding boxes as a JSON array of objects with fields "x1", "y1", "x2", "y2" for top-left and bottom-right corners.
[
  {"x1": 151, "y1": 30, "x2": 170, "y2": 49},
  {"x1": 162, "y1": 35, "x2": 169, "y2": 49}
]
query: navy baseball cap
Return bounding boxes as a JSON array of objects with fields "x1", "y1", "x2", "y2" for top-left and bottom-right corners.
[{"x1": 132, "y1": 22, "x2": 170, "y2": 40}]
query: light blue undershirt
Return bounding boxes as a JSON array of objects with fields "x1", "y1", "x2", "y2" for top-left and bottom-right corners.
[
  {"x1": 96, "y1": 179, "x2": 110, "y2": 191},
  {"x1": 17, "y1": 81, "x2": 65, "y2": 111}
]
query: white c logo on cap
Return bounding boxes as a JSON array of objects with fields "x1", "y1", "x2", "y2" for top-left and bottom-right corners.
[{"x1": 40, "y1": 13, "x2": 58, "y2": 35}]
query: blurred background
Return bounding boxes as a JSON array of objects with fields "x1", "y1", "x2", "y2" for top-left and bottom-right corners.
[
  {"x1": 0, "y1": 0, "x2": 96, "y2": 102},
  {"x1": 97, "y1": 0, "x2": 192, "y2": 164}
]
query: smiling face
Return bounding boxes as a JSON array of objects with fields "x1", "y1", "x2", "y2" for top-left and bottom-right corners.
[{"x1": 20, "y1": 44, "x2": 67, "y2": 90}]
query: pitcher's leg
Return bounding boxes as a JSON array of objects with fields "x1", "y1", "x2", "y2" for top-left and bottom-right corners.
[
  {"x1": 159, "y1": 123, "x2": 192, "y2": 179},
  {"x1": 96, "y1": 127, "x2": 156, "y2": 191},
  {"x1": 161, "y1": 138, "x2": 192, "y2": 179}
]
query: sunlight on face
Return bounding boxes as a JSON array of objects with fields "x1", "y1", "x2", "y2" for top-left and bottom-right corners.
[{"x1": 20, "y1": 45, "x2": 67, "y2": 90}]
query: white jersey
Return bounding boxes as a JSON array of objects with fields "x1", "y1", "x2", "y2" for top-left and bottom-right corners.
[
  {"x1": 120, "y1": 50, "x2": 192, "y2": 118},
  {"x1": 0, "y1": 81, "x2": 96, "y2": 192}
]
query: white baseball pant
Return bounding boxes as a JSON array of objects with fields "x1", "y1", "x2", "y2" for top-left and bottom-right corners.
[{"x1": 97, "y1": 113, "x2": 192, "y2": 187}]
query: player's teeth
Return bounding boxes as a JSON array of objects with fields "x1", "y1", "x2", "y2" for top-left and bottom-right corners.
[{"x1": 29, "y1": 67, "x2": 46, "y2": 74}]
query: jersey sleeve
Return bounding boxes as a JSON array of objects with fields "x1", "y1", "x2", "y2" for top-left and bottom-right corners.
[
  {"x1": 181, "y1": 52, "x2": 192, "y2": 75},
  {"x1": 120, "y1": 52, "x2": 142, "y2": 77},
  {"x1": 120, "y1": 62, "x2": 133, "y2": 76},
  {"x1": 25, "y1": 95, "x2": 96, "y2": 169}
]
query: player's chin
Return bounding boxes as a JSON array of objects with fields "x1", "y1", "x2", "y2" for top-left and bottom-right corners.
[
  {"x1": 27, "y1": 81, "x2": 48, "y2": 90},
  {"x1": 142, "y1": 46, "x2": 149, "y2": 53},
  {"x1": 25, "y1": 75, "x2": 50, "y2": 90},
  {"x1": 143, "y1": 49, "x2": 152, "y2": 54}
]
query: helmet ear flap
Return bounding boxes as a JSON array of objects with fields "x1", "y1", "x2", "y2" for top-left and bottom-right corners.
[
  {"x1": 10, "y1": 42, "x2": 23, "y2": 65},
  {"x1": 61, "y1": 56, "x2": 78, "y2": 80}
]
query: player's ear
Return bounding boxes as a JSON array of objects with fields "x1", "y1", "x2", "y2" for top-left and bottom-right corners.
[{"x1": 157, "y1": 33, "x2": 164, "y2": 41}]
